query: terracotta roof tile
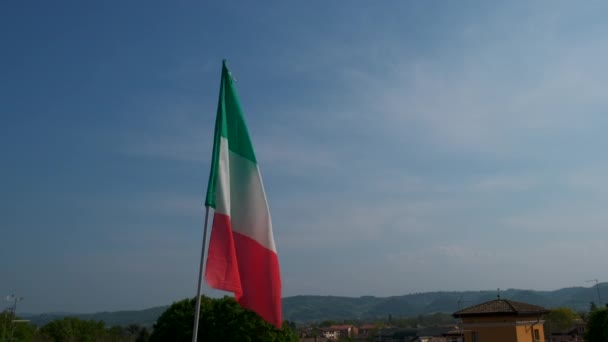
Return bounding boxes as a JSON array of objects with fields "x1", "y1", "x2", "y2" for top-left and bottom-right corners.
[{"x1": 453, "y1": 299, "x2": 549, "y2": 317}]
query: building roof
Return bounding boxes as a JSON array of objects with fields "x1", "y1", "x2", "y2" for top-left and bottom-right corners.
[
  {"x1": 327, "y1": 324, "x2": 354, "y2": 330},
  {"x1": 453, "y1": 299, "x2": 550, "y2": 317}
]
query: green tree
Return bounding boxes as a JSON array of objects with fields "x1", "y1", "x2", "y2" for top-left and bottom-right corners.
[
  {"x1": 107, "y1": 325, "x2": 126, "y2": 339},
  {"x1": 106, "y1": 324, "x2": 149, "y2": 342},
  {"x1": 590, "y1": 302, "x2": 599, "y2": 312},
  {"x1": 586, "y1": 308, "x2": 608, "y2": 342},
  {"x1": 38, "y1": 318, "x2": 148, "y2": 342},
  {"x1": 150, "y1": 296, "x2": 298, "y2": 342},
  {"x1": 283, "y1": 320, "x2": 296, "y2": 331},
  {"x1": 0, "y1": 310, "x2": 37, "y2": 342},
  {"x1": 545, "y1": 307, "x2": 579, "y2": 335},
  {"x1": 319, "y1": 320, "x2": 337, "y2": 327},
  {"x1": 135, "y1": 326, "x2": 150, "y2": 342},
  {"x1": 39, "y1": 317, "x2": 108, "y2": 342}
]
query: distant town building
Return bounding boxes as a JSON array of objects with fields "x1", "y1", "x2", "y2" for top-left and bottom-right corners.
[
  {"x1": 320, "y1": 328, "x2": 339, "y2": 340},
  {"x1": 322, "y1": 324, "x2": 358, "y2": 340},
  {"x1": 453, "y1": 298, "x2": 549, "y2": 342}
]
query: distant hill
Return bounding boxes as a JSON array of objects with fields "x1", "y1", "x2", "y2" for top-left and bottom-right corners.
[
  {"x1": 23, "y1": 284, "x2": 607, "y2": 326},
  {"x1": 283, "y1": 284, "x2": 607, "y2": 321}
]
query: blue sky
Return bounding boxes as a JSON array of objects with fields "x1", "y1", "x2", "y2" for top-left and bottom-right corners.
[{"x1": 2, "y1": 1, "x2": 608, "y2": 314}]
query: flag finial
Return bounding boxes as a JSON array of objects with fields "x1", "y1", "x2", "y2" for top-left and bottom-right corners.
[{"x1": 222, "y1": 60, "x2": 237, "y2": 82}]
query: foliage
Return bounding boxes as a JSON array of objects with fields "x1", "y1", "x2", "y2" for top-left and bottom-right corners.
[
  {"x1": 544, "y1": 307, "x2": 579, "y2": 335},
  {"x1": 39, "y1": 317, "x2": 107, "y2": 341},
  {"x1": 586, "y1": 308, "x2": 608, "y2": 342},
  {"x1": 590, "y1": 302, "x2": 598, "y2": 312},
  {"x1": 283, "y1": 320, "x2": 297, "y2": 331},
  {"x1": 319, "y1": 320, "x2": 337, "y2": 327},
  {"x1": 37, "y1": 317, "x2": 149, "y2": 342},
  {"x1": 0, "y1": 311, "x2": 37, "y2": 342},
  {"x1": 149, "y1": 296, "x2": 298, "y2": 342},
  {"x1": 135, "y1": 325, "x2": 151, "y2": 342},
  {"x1": 107, "y1": 324, "x2": 151, "y2": 342},
  {"x1": 393, "y1": 313, "x2": 456, "y2": 328}
]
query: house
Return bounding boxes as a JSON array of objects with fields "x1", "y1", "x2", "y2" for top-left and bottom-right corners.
[
  {"x1": 453, "y1": 298, "x2": 549, "y2": 342},
  {"x1": 298, "y1": 326, "x2": 332, "y2": 342},
  {"x1": 320, "y1": 328, "x2": 340, "y2": 340},
  {"x1": 319, "y1": 325, "x2": 359, "y2": 340},
  {"x1": 328, "y1": 325, "x2": 358, "y2": 338}
]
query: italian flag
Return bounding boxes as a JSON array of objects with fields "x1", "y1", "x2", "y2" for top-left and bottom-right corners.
[{"x1": 204, "y1": 61, "x2": 282, "y2": 328}]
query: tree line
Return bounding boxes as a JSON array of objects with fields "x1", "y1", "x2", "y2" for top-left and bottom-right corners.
[
  {"x1": 2, "y1": 298, "x2": 607, "y2": 341},
  {"x1": 0, "y1": 312, "x2": 150, "y2": 341},
  {"x1": 1, "y1": 296, "x2": 297, "y2": 342}
]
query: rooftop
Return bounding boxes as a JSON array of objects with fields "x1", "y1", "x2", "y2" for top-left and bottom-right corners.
[
  {"x1": 453, "y1": 299, "x2": 550, "y2": 317},
  {"x1": 327, "y1": 324, "x2": 355, "y2": 330}
]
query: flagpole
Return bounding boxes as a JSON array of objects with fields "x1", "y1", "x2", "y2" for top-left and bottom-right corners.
[{"x1": 192, "y1": 205, "x2": 210, "y2": 342}]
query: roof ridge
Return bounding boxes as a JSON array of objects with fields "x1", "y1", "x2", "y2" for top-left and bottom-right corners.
[{"x1": 453, "y1": 298, "x2": 549, "y2": 318}]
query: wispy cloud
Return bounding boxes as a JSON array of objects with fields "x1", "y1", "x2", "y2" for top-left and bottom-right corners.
[{"x1": 97, "y1": 1, "x2": 608, "y2": 301}]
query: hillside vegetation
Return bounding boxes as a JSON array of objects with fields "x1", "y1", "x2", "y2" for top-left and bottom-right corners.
[{"x1": 24, "y1": 284, "x2": 606, "y2": 325}]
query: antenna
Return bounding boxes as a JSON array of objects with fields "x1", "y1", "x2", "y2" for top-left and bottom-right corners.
[{"x1": 6, "y1": 294, "x2": 23, "y2": 313}]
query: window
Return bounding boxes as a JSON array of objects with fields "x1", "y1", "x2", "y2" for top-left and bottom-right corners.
[{"x1": 533, "y1": 329, "x2": 540, "y2": 341}]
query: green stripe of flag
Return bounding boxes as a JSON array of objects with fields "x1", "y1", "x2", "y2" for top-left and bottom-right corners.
[{"x1": 205, "y1": 61, "x2": 258, "y2": 208}]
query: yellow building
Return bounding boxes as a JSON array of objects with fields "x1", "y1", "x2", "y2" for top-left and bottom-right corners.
[{"x1": 453, "y1": 298, "x2": 549, "y2": 342}]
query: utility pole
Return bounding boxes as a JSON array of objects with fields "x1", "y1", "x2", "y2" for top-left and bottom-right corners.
[
  {"x1": 5, "y1": 295, "x2": 23, "y2": 342},
  {"x1": 586, "y1": 279, "x2": 602, "y2": 306},
  {"x1": 1, "y1": 309, "x2": 5, "y2": 342}
]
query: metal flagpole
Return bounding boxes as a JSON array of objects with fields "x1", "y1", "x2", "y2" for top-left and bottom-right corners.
[{"x1": 192, "y1": 206, "x2": 211, "y2": 342}]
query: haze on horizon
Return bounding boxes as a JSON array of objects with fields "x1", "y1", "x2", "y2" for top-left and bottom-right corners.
[{"x1": 2, "y1": 1, "x2": 607, "y2": 314}]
